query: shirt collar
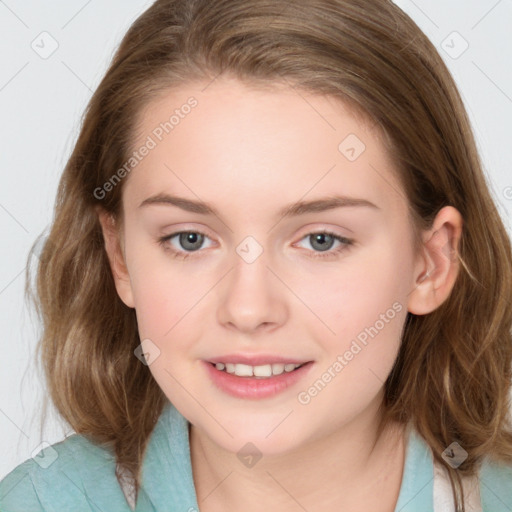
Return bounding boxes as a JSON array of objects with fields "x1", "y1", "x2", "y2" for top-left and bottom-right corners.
[
  {"x1": 138, "y1": 400, "x2": 200, "y2": 512},
  {"x1": 394, "y1": 422, "x2": 435, "y2": 511}
]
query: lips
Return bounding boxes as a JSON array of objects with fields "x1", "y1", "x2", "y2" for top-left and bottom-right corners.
[{"x1": 203, "y1": 359, "x2": 314, "y2": 399}]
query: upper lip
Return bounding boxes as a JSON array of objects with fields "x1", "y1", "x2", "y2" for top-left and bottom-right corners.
[{"x1": 207, "y1": 354, "x2": 312, "y2": 366}]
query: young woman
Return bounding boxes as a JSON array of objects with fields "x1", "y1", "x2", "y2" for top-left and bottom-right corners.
[{"x1": 1, "y1": 1, "x2": 511, "y2": 511}]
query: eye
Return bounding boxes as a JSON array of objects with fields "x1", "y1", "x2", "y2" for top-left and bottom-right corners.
[
  {"x1": 295, "y1": 231, "x2": 354, "y2": 259},
  {"x1": 158, "y1": 231, "x2": 214, "y2": 259},
  {"x1": 158, "y1": 229, "x2": 354, "y2": 261}
]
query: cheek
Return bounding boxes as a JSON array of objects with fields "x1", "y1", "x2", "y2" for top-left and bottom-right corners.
[
  {"x1": 300, "y1": 287, "x2": 406, "y2": 418},
  {"x1": 129, "y1": 263, "x2": 205, "y2": 404},
  {"x1": 127, "y1": 249, "x2": 204, "y2": 341}
]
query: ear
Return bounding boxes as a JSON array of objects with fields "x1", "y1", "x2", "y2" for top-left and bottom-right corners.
[
  {"x1": 407, "y1": 206, "x2": 463, "y2": 315},
  {"x1": 95, "y1": 206, "x2": 135, "y2": 308}
]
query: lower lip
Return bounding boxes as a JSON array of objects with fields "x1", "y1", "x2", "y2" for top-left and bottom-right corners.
[{"x1": 203, "y1": 361, "x2": 314, "y2": 400}]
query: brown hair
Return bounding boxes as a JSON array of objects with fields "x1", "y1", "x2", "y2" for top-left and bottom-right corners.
[{"x1": 26, "y1": 0, "x2": 512, "y2": 509}]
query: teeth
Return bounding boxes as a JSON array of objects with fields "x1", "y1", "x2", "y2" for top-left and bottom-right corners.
[
  {"x1": 272, "y1": 363, "x2": 285, "y2": 375},
  {"x1": 233, "y1": 363, "x2": 253, "y2": 377},
  {"x1": 214, "y1": 362, "x2": 303, "y2": 378}
]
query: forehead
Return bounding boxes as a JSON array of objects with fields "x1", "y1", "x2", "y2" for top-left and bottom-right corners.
[{"x1": 124, "y1": 77, "x2": 407, "y2": 220}]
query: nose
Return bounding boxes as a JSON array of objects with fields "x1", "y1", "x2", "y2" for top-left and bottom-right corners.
[{"x1": 216, "y1": 251, "x2": 288, "y2": 334}]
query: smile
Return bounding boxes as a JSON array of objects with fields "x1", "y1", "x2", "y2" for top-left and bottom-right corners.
[
  {"x1": 213, "y1": 362, "x2": 304, "y2": 378},
  {"x1": 203, "y1": 360, "x2": 314, "y2": 399}
]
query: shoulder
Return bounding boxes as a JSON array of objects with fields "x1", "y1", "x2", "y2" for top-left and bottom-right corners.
[
  {"x1": 479, "y1": 456, "x2": 512, "y2": 510},
  {"x1": 397, "y1": 425, "x2": 512, "y2": 511},
  {"x1": 0, "y1": 434, "x2": 130, "y2": 512}
]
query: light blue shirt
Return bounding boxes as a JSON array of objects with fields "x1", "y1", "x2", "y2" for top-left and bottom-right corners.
[{"x1": 1, "y1": 400, "x2": 511, "y2": 511}]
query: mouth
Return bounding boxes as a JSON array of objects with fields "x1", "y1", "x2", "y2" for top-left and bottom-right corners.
[
  {"x1": 208, "y1": 361, "x2": 308, "y2": 379},
  {"x1": 203, "y1": 359, "x2": 314, "y2": 399}
]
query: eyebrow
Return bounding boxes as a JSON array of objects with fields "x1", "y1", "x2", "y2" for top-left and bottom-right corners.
[{"x1": 138, "y1": 193, "x2": 380, "y2": 218}]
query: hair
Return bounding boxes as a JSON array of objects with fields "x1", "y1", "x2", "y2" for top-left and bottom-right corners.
[{"x1": 25, "y1": 0, "x2": 512, "y2": 510}]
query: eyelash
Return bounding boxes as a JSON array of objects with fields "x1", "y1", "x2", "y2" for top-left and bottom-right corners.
[{"x1": 157, "y1": 230, "x2": 354, "y2": 261}]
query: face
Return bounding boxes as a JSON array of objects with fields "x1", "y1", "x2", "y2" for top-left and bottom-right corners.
[{"x1": 108, "y1": 76, "x2": 425, "y2": 455}]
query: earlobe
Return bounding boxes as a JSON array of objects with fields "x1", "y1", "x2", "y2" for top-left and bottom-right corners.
[
  {"x1": 407, "y1": 206, "x2": 463, "y2": 316},
  {"x1": 95, "y1": 207, "x2": 135, "y2": 308}
]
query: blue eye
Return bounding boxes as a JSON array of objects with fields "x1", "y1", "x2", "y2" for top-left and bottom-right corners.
[
  {"x1": 158, "y1": 231, "x2": 213, "y2": 259},
  {"x1": 296, "y1": 231, "x2": 354, "y2": 259},
  {"x1": 157, "y1": 230, "x2": 354, "y2": 260}
]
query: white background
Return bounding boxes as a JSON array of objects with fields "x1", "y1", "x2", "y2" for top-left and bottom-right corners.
[{"x1": 1, "y1": 0, "x2": 511, "y2": 479}]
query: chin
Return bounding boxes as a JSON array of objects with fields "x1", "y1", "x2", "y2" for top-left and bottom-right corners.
[{"x1": 202, "y1": 418, "x2": 307, "y2": 456}]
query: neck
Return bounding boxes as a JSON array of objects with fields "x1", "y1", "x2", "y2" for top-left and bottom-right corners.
[{"x1": 189, "y1": 394, "x2": 407, "y2": 512}]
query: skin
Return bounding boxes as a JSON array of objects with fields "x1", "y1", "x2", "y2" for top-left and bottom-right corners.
[{"x1": 98, "y1": 76, "x2": 463, "y2": 511}]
